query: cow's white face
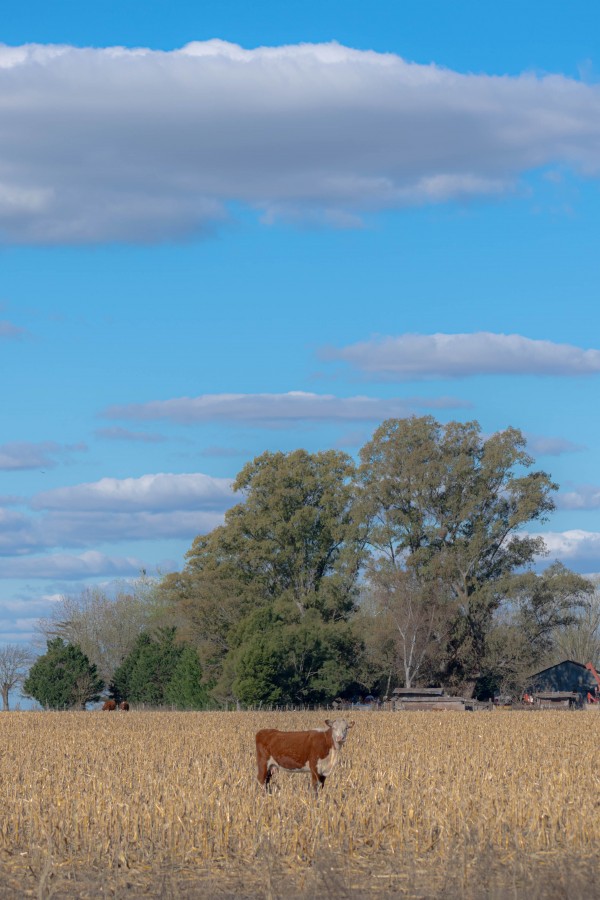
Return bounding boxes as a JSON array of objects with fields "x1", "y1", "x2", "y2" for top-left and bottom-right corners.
[{"x1": 325, "y1": 718, "x2": 354, "y2": 746}]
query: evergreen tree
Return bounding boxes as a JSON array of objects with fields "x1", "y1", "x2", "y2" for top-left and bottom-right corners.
[
  {"x1": 164, "y1": 647, "x2": 210, "y2": 709},
  {"x1": 232, "y1": 609, "x2": 360, "y2": 706},
  {"x1": 23, "y1": 638, "x2": 103, "y2": 709},
  {"x1": 111, "y1": 627, "x2": 183, "y2": 705}
]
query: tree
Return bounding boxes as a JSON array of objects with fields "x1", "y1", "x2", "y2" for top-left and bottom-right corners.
[
  {"x1": 363, "y1": 564, "x2": 453, "y2": 690},
  {"x1": 217, "y1": 448, "x2": 364, "y2": 619},
  {"x1": 23, "y1": 639, "x2": 103, "y2": 709},
  {"x1": 0, "y1": 644, "x2": 32, "y2": 711},
  {"x1": 552, "y1": 578, "x2": 600, "y2": 666},
  {"x1": 230, "y1": 607, "x2": 361, "y2": 706},
  {"x1": 511, "y1": 562, "x2": 591, "y2": 659},
  {"x1": 474, "y1": 563, "x2": 592, "y2": 698},
  {"x1": 36, "y1": 575, "x2": 167, "y2": 685},
  {"x1": 358, "y1": 417, "x2": 558, "y2": 688},
  {"x1": 160, "y1": 559, "x2": 257, "y2": 687},
  {"x1": 164, "y1": 647, "x2": 210, "y2": 709},
  {"x1": 166, "y1": 448, "x2": 367, "y2": 703},
  {"x1": 111, "y1": 627, "x2": 183, "y2": 705}
]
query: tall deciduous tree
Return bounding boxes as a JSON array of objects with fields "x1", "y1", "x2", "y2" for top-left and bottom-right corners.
[
  {"x1": 226, "y1": 448, "x2": 364, "y2": 618},
  {"x1": 0, "y1": 644, "x2": 32, "y2": 711},
  {"x1": 358, "y1": 417, "x2": 558, "y2": 687},
  {"x1": 167, "y1": 449, "x2": 366, "y2": 703}
]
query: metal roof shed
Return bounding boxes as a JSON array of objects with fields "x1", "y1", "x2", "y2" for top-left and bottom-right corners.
[{"x1": 528, "y1": 660, "x2": 597, "y2": 695}]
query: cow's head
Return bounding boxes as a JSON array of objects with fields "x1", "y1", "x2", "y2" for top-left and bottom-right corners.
[{"x1": 325, "y1": 718, "x2": 354, "y2": 747}]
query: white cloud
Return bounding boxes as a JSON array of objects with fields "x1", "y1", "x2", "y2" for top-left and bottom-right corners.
[
  {"x1": 0, "y1": 508, "x2": 43, "y2": 554},
  {"x1": 103, "y1": 390, "x2": 469, "y2": 426},
  {"x1": 41, "y1": 509, "x2": 227, "y2": 545},
  {"x1": 0, "y1": 440, "x2": 87, "y2": 470},
  {"x1": 536, "y1": 530, "x2": 600, "y2": 570},
  {"x1": 0, "y1": 551, "x2": 144, "y2": 580},
  {"x1": 1, "y1": 41, "x2": 600, "y2": 243},
  {"x1": 322, "y1": 332, "x2": 600, "y2": 379},
  {"x1": 0, "y1": 473, "x2": 235, "y2": 557},
  {"x1": 32, "y1": 472, "x2": 234, "y2": 512},
  {"x1": 558, "y1": 486, "x2": 600, "y2": 510}
]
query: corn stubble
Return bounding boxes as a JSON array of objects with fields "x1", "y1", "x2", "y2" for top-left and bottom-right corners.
[{"x1": 0, "y1": 710, "x2": 598, "y2": 888}]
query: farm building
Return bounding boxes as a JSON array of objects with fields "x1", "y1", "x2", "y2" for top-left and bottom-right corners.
[
  {"x1": 527, "y1": 660, "x2": 598, "y2": 698},
  {"x1": 533, "y1": 691, "x2": 579, "y2": 709},
  {"x1": 391, "y1": 687, "x2": 466, "y2": 711}
]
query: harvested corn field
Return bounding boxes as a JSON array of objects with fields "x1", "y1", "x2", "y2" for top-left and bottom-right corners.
[{"x1": 0, "y1": 710, "x2": 599, "y2": 898}]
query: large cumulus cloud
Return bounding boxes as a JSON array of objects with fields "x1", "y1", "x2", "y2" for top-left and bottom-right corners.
[
  {"x1": 1, "y1": 40, "x2": 600, "y2": 243},
  {"x1": 0, "y1": 472, "x2": 236, "y2": 569}
]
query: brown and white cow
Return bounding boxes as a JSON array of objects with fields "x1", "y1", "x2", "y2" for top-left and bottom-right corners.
[
  {"x1": 255, "y1": 719, "x2": 354, "y2": 792},
  {"x1": 119, "y1": 701, "x2": 130, "y2": 711},
  {"x1": 102, "y1": 699, "x2": 117, "y2": 711}
]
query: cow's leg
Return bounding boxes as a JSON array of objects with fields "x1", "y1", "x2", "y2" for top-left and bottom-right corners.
[
  {"x1": 309, "y1": 761, "x2": 325, "y2": 794},
  {"x1": 256, "y1": 746, "x2": 271, "y2": 790}
]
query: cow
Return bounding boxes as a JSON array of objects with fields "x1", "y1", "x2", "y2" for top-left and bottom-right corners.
[
  {"x1": 119, "y1": 701, "x2": 130, "y2": 711},
  {"x1": 102, "y1": 700, "x2": 117, "y2": 711},
  {"x1": 255, "y1": 719, "x2": 354, "y2": 793}
]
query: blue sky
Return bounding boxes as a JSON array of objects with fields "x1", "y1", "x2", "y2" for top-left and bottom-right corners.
[{"x1": 2, "y1": 1, "x2": 600, "y2": 647}]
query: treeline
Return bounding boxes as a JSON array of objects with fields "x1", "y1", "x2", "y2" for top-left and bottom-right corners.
[{"x1": 25, "y1": 416, "x2": 597, "y2": 709}]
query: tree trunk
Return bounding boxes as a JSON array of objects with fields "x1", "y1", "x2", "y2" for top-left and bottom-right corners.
[
  {"x1": 1, "y1": 684, "x2": 9, "y2": 711},
  {"x1": 385, "y1": 670, "x2": 392, "y2": 699}
]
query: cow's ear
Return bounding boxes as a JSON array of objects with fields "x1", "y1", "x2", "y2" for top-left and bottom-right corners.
[
  {"x1": 325, "y1": 719, "x2": 333, "y2": 727},
  {"x1": 348, "y1": 721, "x2": 355, "y2": 728}
]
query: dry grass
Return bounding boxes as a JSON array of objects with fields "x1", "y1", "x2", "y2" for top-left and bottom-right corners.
[{"x1": 0, "y1": 709, "x2": 598, "y2": 897}]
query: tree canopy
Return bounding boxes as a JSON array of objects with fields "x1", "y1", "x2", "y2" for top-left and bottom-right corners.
[
  {"x1": 166, "y1": 448, "x2": 366, "y2": 703},
  {"x1": 358, "y1": 417, "x2": 559, "y2": 687},
  {"x1": 23, "y1": 638, "x2": 103, "y2": 710},
  {"x1": 30, "y1": 416, "x2": 593, "y2": 706},
  {"x1": 111, "y1": 627, "x2": 209, "y2": 709}
]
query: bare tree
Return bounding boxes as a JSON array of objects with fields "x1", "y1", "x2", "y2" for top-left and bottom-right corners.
[
  {"x1": 0, "y1": 644, "x2": 32, "y2": 710},
  {"x1": 365, "y1": 565, "x2": 451, "y2": 689},
  {"x1": 553, "y1": 578, "x2": 600, "y2": 666},
  {"x1": 35, "y1": 575, "x2": 168, "y2": 685}
]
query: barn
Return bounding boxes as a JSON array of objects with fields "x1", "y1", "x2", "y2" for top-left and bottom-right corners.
[{"x1": 528, "y1": 660, "x2": 598, "y2": 698}]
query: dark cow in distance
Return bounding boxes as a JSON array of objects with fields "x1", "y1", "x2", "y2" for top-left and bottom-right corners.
[
  {"x1": 102, "y1": 700, "x2": 117, "y2": 711},
  {"x1": 119, "y1": 701, "x2": 130, "y2": 711},
  {"x1": 256, "y1": 719, "x2": 354, "y2": 793}
]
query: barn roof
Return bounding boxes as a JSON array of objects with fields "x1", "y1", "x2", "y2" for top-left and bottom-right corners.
[{"x1": 528, "y1": 659, "x2": 588, "y2": 679}]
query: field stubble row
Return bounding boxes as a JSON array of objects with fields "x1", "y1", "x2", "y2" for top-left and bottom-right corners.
[{"x1": 0, "y1": 709, "x2": 598, "y2": 894}]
